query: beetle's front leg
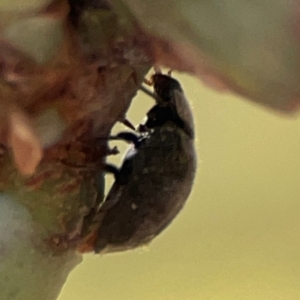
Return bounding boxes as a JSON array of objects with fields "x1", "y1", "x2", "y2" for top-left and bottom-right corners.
[{"x1": 109, "y1": 131, "x2": 142, "y2": 148}]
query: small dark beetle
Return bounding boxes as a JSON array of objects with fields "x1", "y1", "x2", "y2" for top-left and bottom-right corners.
[{"x1": 95, "y1": 73, "x2": 197, "y2": 253}]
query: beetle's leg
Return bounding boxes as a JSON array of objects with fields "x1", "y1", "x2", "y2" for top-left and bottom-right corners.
[
  {"x1": 140, "y1": 85, "x2": 156, "y2": 99},
  {"x1": 96, "y1": 132, "x2": 140, "y2": 147},
  {"x1": 110, "y1": 131, "x2": 141, "y2": 148},
  {"x1": 106, "y1": 145, "x2": 119, "y2": 156},
  {"x1": 103, "y1": 163, "x2": 120, "y2": 179},
  {"x1": 121, "y1": 119, "x2": 136, "y2": 131},
  {"x1": 140, "y1": 85, "x2": 164, "y2": 106},
  {"x1": 102, "y1": 161, "x2": 131, "y2": 189},
  {"x1": 137, "y1": 124, "x2": 149, "y2": 133}
]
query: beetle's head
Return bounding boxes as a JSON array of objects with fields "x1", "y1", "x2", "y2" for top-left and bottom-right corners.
[
  {"x1": 152, "y1": 73, "x2": 182, "y2": 104},
  {"x1": 152, "y1": 73, "x2": 194, "y2": 138}
]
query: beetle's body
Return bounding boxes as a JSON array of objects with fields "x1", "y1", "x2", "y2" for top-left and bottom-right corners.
[{"x1": 95, "y1": 74, "x2": 197, "y2": 253}]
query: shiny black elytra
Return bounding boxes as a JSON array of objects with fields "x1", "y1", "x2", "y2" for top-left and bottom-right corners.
[{"x1": 95, "y1": 73, "x2": 197, "y2": 253}]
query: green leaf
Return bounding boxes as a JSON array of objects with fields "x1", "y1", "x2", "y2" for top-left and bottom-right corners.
[
  {"x1": 122, "y1": 0, "x2": 300, "y2": 112},
  {"x1": 0, "y1": 0, "x2": 51, "y2": 12},
  {"x1": 4, "y1": 16, "x2": 64, "y2": 64}
]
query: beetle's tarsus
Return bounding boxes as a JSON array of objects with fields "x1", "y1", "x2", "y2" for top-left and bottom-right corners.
[{"x1": 106, "y1": 146, "x2": 119, "y2": 156}]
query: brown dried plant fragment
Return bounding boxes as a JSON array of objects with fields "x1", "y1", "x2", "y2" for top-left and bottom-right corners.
[{"x1": 8, "y1": 110, "x2": 42, "y2": 175}]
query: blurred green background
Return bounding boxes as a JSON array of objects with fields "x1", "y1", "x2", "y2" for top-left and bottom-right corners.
[{"x1": 58, "y1": 73, "x2": 300, "y2": 300}]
